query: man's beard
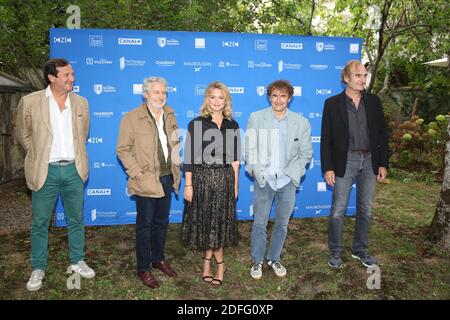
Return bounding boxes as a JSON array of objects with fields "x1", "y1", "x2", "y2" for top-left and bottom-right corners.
[{"x1": 147, "y1": 101, "x2": 165, "y2": 110}]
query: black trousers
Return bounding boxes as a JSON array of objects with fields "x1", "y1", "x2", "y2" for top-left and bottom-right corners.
[{"x1": 135, "y1": 175, "x2": 173, "y2": 272}]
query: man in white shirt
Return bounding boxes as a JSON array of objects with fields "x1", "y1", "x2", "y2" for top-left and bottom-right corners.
[
  {"x1": 117, "y1": 77, "x2": 181, "y2": 289},
  {"x1": 15, "y1": 58, "x2": 95, "y2": 292}
]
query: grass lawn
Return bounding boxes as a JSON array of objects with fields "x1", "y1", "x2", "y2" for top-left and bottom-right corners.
[{"x1": 0, "y1": 175, "x2": 449, "y2": 300}]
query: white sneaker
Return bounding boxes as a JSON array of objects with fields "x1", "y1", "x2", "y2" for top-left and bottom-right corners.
[
  {"x1": 26, "y1": 269, "x2": 45, "y2": 291},
  {"x1": 70, "y1": 261, "x2": 95, "y2": 279},
  {"x1": 268, "y1": 260, "x2": 287, "y2": 277},
  {"x1": 250, "y1": 262, "x2": 263, "y2": 280}
]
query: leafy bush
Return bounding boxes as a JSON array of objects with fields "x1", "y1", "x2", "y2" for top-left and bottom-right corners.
[{"x1": 389, "y1": 114, "x2": 449, "y2": 173}]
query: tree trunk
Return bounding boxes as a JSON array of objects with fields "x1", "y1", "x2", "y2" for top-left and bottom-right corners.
[{"x1": 427, "y1": 120, "x2": 450, "y2": 249}]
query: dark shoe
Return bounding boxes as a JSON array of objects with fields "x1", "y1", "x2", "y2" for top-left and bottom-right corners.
[
  {"x1": 211, "y1": 261, "x2": 227, "y2": 286},
  {"x1": 137, "y1": 271, "x2": 159, "y2": 289},
  {"x1": 351, "y1": 252, "x2": 377, "y2": 267},
  {"x1": 328, "y1": 255, "x2": 343, "y2": 269},
  {"x1": 202, "y1": 257, "x2": 213, "y2": 283},
  {"x1": 152, "y1": 260, "x2": 177, "y2": 277}
]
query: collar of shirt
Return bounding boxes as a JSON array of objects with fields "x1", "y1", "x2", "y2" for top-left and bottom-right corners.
[
  {"x1": 271, "y1": 108, "x2": 288, "y2": 121},
  {"x1": 45, "y1": 86, "x2": 71, "y2": 110},
  {"x1": 148, "y1": 107, "x2": 165, "y2": 127},
  {"x1": 204, "y1": 115, "x2": 233, "y2": 130}
]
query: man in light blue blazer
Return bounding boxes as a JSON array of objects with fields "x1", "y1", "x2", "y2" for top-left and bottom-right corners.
[{"x1": 244, "y1": 80, "x2": 312, "y2": 280}]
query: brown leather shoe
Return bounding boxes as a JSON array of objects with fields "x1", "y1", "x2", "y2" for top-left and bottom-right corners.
[
  {"x1": 137, "y1": 271, "x2": 159, "y2": 289},
  {"x1": 151, "y1": 261, "x2": 177, "y2": 277}
]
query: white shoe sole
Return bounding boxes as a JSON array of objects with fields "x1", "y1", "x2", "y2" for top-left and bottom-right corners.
[
  {"x1": 250, "y1": 273, "x2": 262, "y2": 280},
  {"x1": 351, "y1": 254, "x2": 377, "y2": 268},
  {"x1": 26, "y1": 283, "x2": 42, "y2": 291},
  {"x1": 328, "y1": 261, "x2": 343, "y2": 269}
]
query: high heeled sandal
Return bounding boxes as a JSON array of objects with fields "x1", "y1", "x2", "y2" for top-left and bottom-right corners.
[
  {"x1": 211, "y1": 260, "x2": 227, "y2": 286},
  {"x1": 202, "y1": 257, "x2": 214, "y2": 283}
]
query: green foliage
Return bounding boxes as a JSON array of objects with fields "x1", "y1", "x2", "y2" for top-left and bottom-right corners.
[{"x1": 389, "y1": 114, "x2": 449, "y2": 172}]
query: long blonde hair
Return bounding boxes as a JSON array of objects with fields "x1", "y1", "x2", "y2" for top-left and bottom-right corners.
[{"x1": 199, "y1": 81, "x2": 233, "y2": 119}]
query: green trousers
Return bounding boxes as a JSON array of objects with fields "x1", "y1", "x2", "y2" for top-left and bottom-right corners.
[{"x1": 31, "y1": 163, "x2": 85, "y2": 270}]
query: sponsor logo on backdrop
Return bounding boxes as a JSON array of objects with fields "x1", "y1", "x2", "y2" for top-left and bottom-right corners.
[
  {"x1": 157, "y1": 37, "x2": 179, "y2": 47},
  {"x1": 335, "y1": 65, "x2": 344, "y2": 70},
  {"x1": 194, "y1": 84, "x2": 207, "y2": 95},
  {"x1": 93, "y1": 111, "x2": 114, "y2": 118},
  {"x1": 133, "y1": 84, "x2": 142, "y2": 95},
  {"x1": 56, "y1": 212, "x2": 65, "y2": 220},
  {"x1": 222, "y1": 41, "x2": 239, "y2": 48},
  {"x1": 93, "y1": 162, "x2": 113, "y2": 169},
  {"x1": 248, "y1": 60, "x2": 272, "y2": 68},
  {"x1": 293, "y1": 86, "x2": 302, "y2": 96},
  {"x1": 229, "y1": 87, "x2": 245, "y2": 94},
  {"x1": 281, "y1": 42, "x2": 303, "y2": 50},
  {"x1": 118, "y1": 38, "x2": 143, "y2": 45},
  {"x1": 349, "y1": 43, "x2": 359, "y2": 53},
  {"x1": 167, "y1": 86, "x2": 177, "y2": 93},
  {"x1": 53, "y1": 36, "x2": 71, "y2": 44},
  {"x1": 308, "y1": 112, "x2": 322, "y2": 119},
  {"x1": 119, "y1": 57, "x2": 146, "y2": 70},
  {"x1": 89, "y1": 35, "x2": 103, "y2": 47},
  {"x1": 249, "y1": 204, "x2": 254, "y2": 217},
  {"x1": 317, "y1": 182, "x2": 327, "y2": 192},
  {"x1": 306, "y1": 204, "x2": 331, "y2": 210},
  {"x1": 232, "y1": 111, "x2": 242, "y2": 118},
  {"x1": 86, "y1": 57, "x2": 113, "y2": 65},
  {"x1": 93, "y1": 162, "x2": 115, "y2": 169},
  {"x1": 310, "y1": 64, "x2": 328, "y2": 71},
  {"x1": 156, "y1": 37, "x2": 180, "y2": 47},
  {"x1": 90, "y1": 209, "x2": 117, "y2": 221},
  {"x1": 218, "y1": 61, "x2": 240, "y2": 68},
  {"x1": 87, "y1": 137, "x2": 103, "y2": 144},
  {"x1": 195, "y1": 38, "x2": 205, "y2": 48},
  {"x1": 278, "y1": 60, "x2": 301, "y2": 73},
  {"x1": 126, "y1": 211, "x2": 137, "y2": 216},
  {"x1": 187, "y1": 110, "x2": 196, "y2": 118},
  {"x1": 72, "y1": 86, "x2": 80, "y2": 93},
  {"x1": 87, "y1": 189, "x2": 111, "y2": 196},
  {"x1": 255, "y1": 40, "x2": 267, "y2": 50},
  {"x1": 93, "y1": 84, "x2": 116, "y2": 94},
  {"x1": 256, "y1": 86, "x2": 266, "y2": 96},
  {"x1": 315, "y1": 42, "x2": 335, "y2": 52},
  {"x1": 157, "y1": 37, "x2": 166, "y2": 47},
  {"x1": 311, "y1": 136, "x2": 321, "y2": 143},
  {"x1": 155, "y1": 60, "x2": 176, "y2": 67},
  {"x1": 222, "y1": 41, "x2": 239, "y2": 47},
  {"x1": 184, "y1": 61, "x2": 212, "y2": 72},
  {"x1": 316, "y1": 89, "x2": 332, "y2": 95}
]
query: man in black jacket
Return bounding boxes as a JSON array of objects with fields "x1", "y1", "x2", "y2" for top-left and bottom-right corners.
[{"x1": 320, "y1": 60, "x2": 389, "y2": 269}]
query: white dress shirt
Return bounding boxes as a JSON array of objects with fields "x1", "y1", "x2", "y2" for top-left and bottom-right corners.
[
  {"x1": 149, "y1": 108, "x2": 168, "y2": 162},
  {"x1": 46, "y1": 86, "x2": 75, "y2": 162}
]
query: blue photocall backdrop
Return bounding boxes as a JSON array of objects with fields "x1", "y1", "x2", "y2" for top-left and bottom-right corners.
[{"x1": 50, "y1": 28, "x2": 361, "y2": 226}]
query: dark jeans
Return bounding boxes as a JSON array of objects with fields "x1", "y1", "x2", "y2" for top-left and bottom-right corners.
[
  {"x1": 135, "y1": 175, "x2": 173, "y2": 272},
  {"x1": 328, "y1": 151, "x2": 377, "y2": 256}
]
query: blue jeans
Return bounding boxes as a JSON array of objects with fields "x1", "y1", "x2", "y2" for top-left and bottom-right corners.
[
  {"x1": 251, "y1": 181, "x2": 296, "y2": 263},
  {"x1": 328, "y1": 151, "x2": 377, "y2": 256},
  {"x1": 135, "y1": 175, "x2": 173, "y2": 272}
]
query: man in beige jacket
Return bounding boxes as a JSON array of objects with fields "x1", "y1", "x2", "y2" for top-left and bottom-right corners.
[
  {"x1": 15, "y1": 58, "x2": 95, "y2": 292},
  {"x1": 117, "y1": 77, "x2": 181, "y2": 289}
]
